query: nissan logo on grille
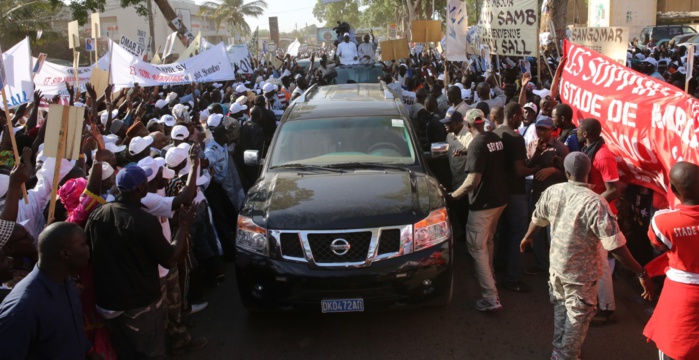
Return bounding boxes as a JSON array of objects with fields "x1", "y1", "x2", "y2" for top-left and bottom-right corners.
[{"x1": 330, "y1": 238, "x2": 351, "y2": 256}]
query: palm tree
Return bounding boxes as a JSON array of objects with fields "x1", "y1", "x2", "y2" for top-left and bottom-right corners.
[
  {"x1": 0, "y1": 0, "x2": 63, "y2": 47},
  {"x1": 198, "y1": 0, "x2": 268, "y2": 39}
]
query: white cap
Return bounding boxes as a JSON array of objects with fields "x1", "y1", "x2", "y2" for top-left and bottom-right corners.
[
  {"x1": 454, "y1": 83, "x2": 464, "y2": 90},
  {"x1": 437, "y1": 73, "x2": 445, "y2": 81},
  {"x1": 171, "y1": 125, "x2": 190, "y2": 140},
  {"x1": 101, "y1": 162, "x2": 114, "y2": 180},
  {"x1": 235, "y1": 84, "x2": 250, "y2": 93},
  {"x1": 461, "y1": 89, "x2": 471, "y2": 100},
  {"x1": 104, "y1": 142, "x2": 126, "y2": 154},
  {"x1": 207, "y1": 113, "x2": 224, "y2": 128},
  {"x1": 166, "y1": 92, "x2": 178, "y2": 102},
  {"x1": 129, "y1": 136, "x2": 154, "y2": 156},
  {"x1": 679, "y1": 66, "x2": 687, "y2": 74},
  {"x1": 236, "y1": 95, "x2": 248, "y2": 104},
  {"x1": 230, "y1": 102, "x2": 247, "y2": 114},
  {"x1": 212, "y1": 83, "x2": 224, "y2": 89},
  {"x1": 343, "y1": 32, "x2": 350, "y2": 38},
  {"x1": 103, "y1": 134, "x2": 120, "y2": 144},
  {"x1": 643, "y1": 57, "x2": 658, "y2": 66},
  {"x1": 0, "y1": 174, "x2": 9, "y2": 198},
  {"x1": 100, "y1": 109, "x2": 119, "y2": 125},
  {"x1": 533, "y1": 88, "x2": 551, "y2": 98},
  {"x1": 165, "y1": 146, "x2": 188, "y2": 168},
  {"x1": 280, "y1": 69, "x2": 292, "y2": 79},
  {"x1": 159, "y1": 114, "x2": 176, "y2": 127},
  {"x1": 138, "y1": 156, "x2": 175, "y2": 182},
  {"x1": 172, "y1": 104, "x2": 187, "y2": 120},
  {"x1": 155, "y1": 99, "x2": 169, "y2": 109},
  {"x1": 263, "y1": 82, "x2": 277, "y2": 93}
]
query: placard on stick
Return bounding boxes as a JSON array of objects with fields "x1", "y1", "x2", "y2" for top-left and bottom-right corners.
[
  {"x1": 44, "y1": 104, "x2": 85, "y2": 160},
  {"x1": 68, "y1": 20, "x2": 80, "y2": 49},
  {"x1": 411, "y1": 20, "x2": 442, "y2": 43},
  {"x1": 91, "y1": 13, "x2": 101, "y2": 40},
  {"x1": 380, "y1": 39, "x2": 410, "y2": 61},
  {"x1": 89, "y1": 67, "x2": 110, "y2": 95}
]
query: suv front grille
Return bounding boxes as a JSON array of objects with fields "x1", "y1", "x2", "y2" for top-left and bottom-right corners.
[
  {"x1": 280, "y1": 233, "x2": 304, "y2": 258},
  {"x1": 377, "y1": 229, "x2": 401, "y2": 255},
  {"x1": 307, "y1": 232, "x2": 372, "y2": 263}
]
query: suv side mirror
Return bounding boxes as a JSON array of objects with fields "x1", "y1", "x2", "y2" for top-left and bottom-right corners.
[
  {"x1": 430, "y1": 142, "x2": 449, "y2": 158},
  {"x1": 244, "y1": 150, "x2": 262, "y2": 166}
]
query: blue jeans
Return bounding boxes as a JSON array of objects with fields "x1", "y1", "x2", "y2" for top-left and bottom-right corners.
[{"x1": 497, "y1": 194, "x2": 529, "y2": 283}]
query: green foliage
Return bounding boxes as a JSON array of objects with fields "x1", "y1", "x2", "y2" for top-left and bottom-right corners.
[
  {"x1": 59, "y1": 0, "x2": 106, "y2": 25},
  {"x1": 0, "y1": 0, "x2": 66, "y2": 49},
  {"x1": 199, "y1": 0, "x2": 268, "y2": 35},
  {"x1": 313, "y1": 0, "x2": 361, "y2": 28}
]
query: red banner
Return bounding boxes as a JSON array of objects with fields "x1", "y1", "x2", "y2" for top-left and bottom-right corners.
[{"x1": 560, "y1": 40, "x2": 699, "y2": 204}]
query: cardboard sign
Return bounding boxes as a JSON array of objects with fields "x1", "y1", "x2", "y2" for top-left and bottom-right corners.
[
  {"x1": 388, "y1": 23, "x2": 398, "y2": 39},
  {"x1": 68, "y1": 21, "x2": 80, "y2": 49},
  {"x1": 91, "y1": 13, "x2": 101, "y2": 39},
  {"x1": 380, "y1": 38, "x2": 410, "y2": 61},
  {"x1": 446, "y1": 0, "x2": 469, "y2": 61},
  {"x1": 569, "y1": 27, "x2": 630, "y2": 65},
  {"x1": 89, "y1": 67, "x2": 110, "y2": 94},
  {"x1": 477, "y1": 0, "x2": 539, "y2": 56},
  {"x1": 44, "y1": 104, "x2": 85, "y2": 160},
  {"x1": 411, "y1": 20, "x2": 442, "y2": 43}
]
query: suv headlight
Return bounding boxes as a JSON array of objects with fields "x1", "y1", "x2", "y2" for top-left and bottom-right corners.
[
  {"x1": 413, "y1": 208, "x2": 451, "y2": 252},
  {"x1": 237, "y1": 216, "x2": 269, "y2": 256}
]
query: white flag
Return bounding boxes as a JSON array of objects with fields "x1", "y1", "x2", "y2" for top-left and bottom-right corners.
[
  {"x1": 1, "y1": 38, "x2": 33, "y2": 109},
  {"x1": 446, "y1": 0, "x2": 468, "y2": 61},
  {"x1": 286, "y1": 39, "x2": 301, "y2": 57}
]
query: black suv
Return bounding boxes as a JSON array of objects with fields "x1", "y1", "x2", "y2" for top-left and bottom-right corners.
[{"x1": 236, "y1": 83, "x2": 453, "y2": 312}]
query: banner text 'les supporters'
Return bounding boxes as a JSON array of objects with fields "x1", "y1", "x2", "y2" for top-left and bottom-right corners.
[{"x1": 561, "y1": 40, "x2": 699, "y2": 202}]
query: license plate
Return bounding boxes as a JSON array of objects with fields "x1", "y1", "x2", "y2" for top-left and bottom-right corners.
[{"x1": 321, "y1": 299, "x2": 364, "y2": 313}]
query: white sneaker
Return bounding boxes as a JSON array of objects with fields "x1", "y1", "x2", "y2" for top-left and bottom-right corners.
[
  {"x1": 187, "y1": 302, "x2": 209, "y2": 315},
  {"x1": 475, "y1": 297, "x2": 502, "y2": 312}
]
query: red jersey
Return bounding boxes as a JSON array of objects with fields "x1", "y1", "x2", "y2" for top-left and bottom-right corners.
[
  {"x1": 649, "y1": 204, "x2": 699, "y2": 278},
  {"x1": 588, "y1": 144, "x2": 619, "y2": 214}
]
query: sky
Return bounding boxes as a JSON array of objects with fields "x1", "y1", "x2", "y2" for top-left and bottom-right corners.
[{"x1": 195, "y1": 0, "x2": 324, "y2": 33}]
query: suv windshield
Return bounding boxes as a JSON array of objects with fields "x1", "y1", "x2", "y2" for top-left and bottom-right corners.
[
  {"x1": 333, "y1": 64, "x2": 383, "y2": 84},
  {"x1": 269, "y1": 117, "x2": 416, "y2": 167}
]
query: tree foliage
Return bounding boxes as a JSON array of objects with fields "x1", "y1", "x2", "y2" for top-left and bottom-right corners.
[
  {"x1": 0, "y1": 0, "x2": 66, "y2": 49},
  {"x1": 313, "y1": 0, "x2": 361, "y2": 28},
  {"x1": 199, "y1": 0, "x2": 268, "y2": 35}
]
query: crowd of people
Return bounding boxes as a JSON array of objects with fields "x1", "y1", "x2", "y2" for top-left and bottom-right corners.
[{"x1": 0, "y1": 24, "x2": 695, "y2": 360}]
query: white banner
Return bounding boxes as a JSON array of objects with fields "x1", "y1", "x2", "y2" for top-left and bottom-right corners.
[
  {"x1": 569, "y1": 27, "x2": 630, "y2": 65},
  {"x1": 110, "y1": 40, "x2": 235, "y2": 89},
  {"x1": 34, "y1": 55, "x2": 110, "y2": 96},
  {"x1": 1, "y1": 38, "x2": 33, "y2": 109},
  {"x1": 446, "y1": 0, "x2": 468, "y2": 61},
  {"x1": 477, "y1": 0, "x2": 539, "y2": 56},
  {"x1": 225, "y1": 44, "x2": 254, "y2": 74}
]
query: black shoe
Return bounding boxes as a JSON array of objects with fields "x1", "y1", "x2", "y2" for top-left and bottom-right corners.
[
  {"x1": 590, "y1": 310, "x2": 617, "y2": 327},
  {"x1": 524, "y1": 267, "x2": 547, "y2": 276},
  {"x1": 503, "y1": 280, "x2": 532, "y2": 293}
]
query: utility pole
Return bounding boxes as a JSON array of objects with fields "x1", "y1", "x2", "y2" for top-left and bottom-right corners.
[{"x1": 146, "y1": 0, "x2": 156, "y2": 57}]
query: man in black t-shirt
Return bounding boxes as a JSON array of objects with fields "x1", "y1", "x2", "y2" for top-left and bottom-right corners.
[
  {"x1": 447, "y1": 108, "x2": 508, "y2": 312},
  {"x1": 493, "y1": 103, "x2": 538, "y2": 293}
]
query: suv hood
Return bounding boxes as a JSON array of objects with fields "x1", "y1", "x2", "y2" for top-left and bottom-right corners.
[{"x1": 242, "y1": 171, "x2": 445, "y2": 230}]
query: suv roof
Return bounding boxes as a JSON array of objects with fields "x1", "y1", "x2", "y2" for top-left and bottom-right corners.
[{"x1": 284, "y1": 83, "x2": 406, "y2": 121}]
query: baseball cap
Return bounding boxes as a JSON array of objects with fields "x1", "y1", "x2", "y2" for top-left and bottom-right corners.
[
  {"x1": 235, "y1": 84, "x2": 250, "y2": 93},
  {"x1": 523, "y1": 102, "x2": 538, "y2": 113},
  {"x1": 464, "y1": 109, "x2": 485, "y2": 125},
  {"x1": 159, "y1": 114, "x2": 176, "y2": 127},
  {"x1": 100, "y1": 109, "x2": 119, "y2": 125},
  {"x1": 207, "y1": 113, "x2": 224, "y2": 128},
  {"x1": 343, "y1": 32, "x2": 350, "y2": 37},
  {"x1": 643, "y1": 58, "x2": 658, "y2": 66},
  {"x1": 165, "y1": 146, "x2": 188, "y2": 168},
  {"x1": 236, "y1": 95, "x2": 248, "y2": 104},
  {"x1": 263, "y1": 82, "x2": 277, "y2": 93},
  {"x1": 440, "y1": 109, "x2": 464, "y2": 124},
  {"x1": 280, "y1": 69, "x2": 292, "y2": 79},
  {"x1": 138, "y1": 156, "x2": 175, "y2": 182},
  {"x1": 104, "y1": 142, "x2": 126, "y2": 154},
  {"x1": 103, "y1": 134, "x2": 119, "y2": 144},
  {"x1": 128, "y1": 136, "x2": 154, "y2": 156},
  {"x1": 155, "y1": 99, "x2": 169, "y2": 109},
  {"x1": 564, "y1": 152, "x2": 591, "y2": 179},
  {"x1": 116, "y1": 165, "x2": 149, "y2": 192},
  {"x1": 535, "y1": 116, "x2": 554, "y2": 129},
  {"x1": 171, "y1": 125, "x2": 190, "y2": 141},
  {"x1": 172, "y1": 104, "x2": 188, "y2": 120},
  {"x1": 230, "y1": 102, "x2": 247, "y2": 114},
  {"x1": 166, "y1": 92, "x2": 178, "y2": 102}
]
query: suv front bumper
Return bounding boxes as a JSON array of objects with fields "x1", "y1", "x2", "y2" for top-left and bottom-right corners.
[{"x1": 235, "y1": 240, "x2": 452, "y2": 311}]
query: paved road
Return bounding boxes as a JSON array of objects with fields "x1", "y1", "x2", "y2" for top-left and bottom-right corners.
[{"x1": 179, "y1": 243, "x2": 657, "y2": 360}]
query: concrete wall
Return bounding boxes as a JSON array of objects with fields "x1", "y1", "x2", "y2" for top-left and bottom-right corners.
[
  {"x1": 658, "y1": 0, "x2": 699, "y2": 12},
  {"x1": 588, "y1": 0, "x2": 657, "y2": 39}
]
